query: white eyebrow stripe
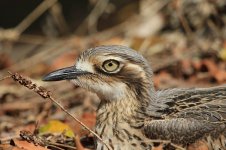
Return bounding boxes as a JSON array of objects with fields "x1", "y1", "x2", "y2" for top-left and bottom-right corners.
[
  {"x1": 76, "y1": 60, "x2": 94, "y2": 73},
  {"x1": 126, "y1": 63, "x2": 144, "y2": 72}
]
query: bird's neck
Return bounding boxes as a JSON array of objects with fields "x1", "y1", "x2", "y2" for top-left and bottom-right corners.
[
  {"x1": 96, "y1": 81, "x2": 156, "y2": 124},
  {"x1": 95, "y1": 89, "x2": 153, "y2": 150},
  {"x1": 96, "y1": 85, "x2": 153, "y2": 123},
  {"x1": 97, "y1": 96, "x2": 146, "y2": 123}
]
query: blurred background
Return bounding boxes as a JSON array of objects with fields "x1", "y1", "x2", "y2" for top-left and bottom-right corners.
[{"x1": 1, "y1": 0, "x2": 226, "y2": 149}]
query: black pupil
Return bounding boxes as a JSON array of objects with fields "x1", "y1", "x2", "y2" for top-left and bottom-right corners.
[{"x1": 108, "y1": 62, "x2": 113, "y2": 66}]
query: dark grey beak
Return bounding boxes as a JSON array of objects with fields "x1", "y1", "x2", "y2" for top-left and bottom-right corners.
[{"x1": 43, "y1": 66, "x2": 89, "y2": 81}]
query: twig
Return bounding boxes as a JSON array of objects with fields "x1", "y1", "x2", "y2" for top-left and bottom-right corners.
[
  {"x1": 46, "y1": 144, "x2": 66, "y2": 150},
  {"x1": 47, "y1": 142, "x2": 77, "y2": 150},
  {"x1": 178, "y1": 13, "x2": 193, "y2": 37},
  {"x1": 36, "y1": 101, "x2": 52, "y2": 121},
  {"x1": 0, "y1": 135, "x2": 20, "y2": 143},
  {"x1": 6, "y1": 71, "x2": 111, "y2": 150},
  {"x1": 75, "y1": 0, "x2": 109, "y2": 34},
  {"x1": 0, "y1": 0, "x2": 58, "y2": 41},
  {"x1": 20, "y1": 129, "x2": 77, "y2": 150},
  {"x1": 49, "y1": 2, "x2": 69, "y2": 34},
  {"x1": 15, "y1": 0, "x2": 58, "y2": 35},
  {"x1": 175, "y1": 2, "x2": 193, "y2": 38},
  {"x1": 0, "y1": 75, "x2": 11, "y2": 81}
]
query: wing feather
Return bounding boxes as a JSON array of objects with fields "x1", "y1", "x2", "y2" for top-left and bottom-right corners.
[
  {"x1": 154, "y1": 85, "x2": 226, "y2": 119},
  {"x1": 144, "y1": 85, "x2": 226, "y2": 145}
]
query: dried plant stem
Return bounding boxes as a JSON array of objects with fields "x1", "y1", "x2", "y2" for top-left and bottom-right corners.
[
  {"x1": 0, "y1": 135, "x2": 20, "y2": 143},
  {"x1": 6, "y1": 71, "x2": 111, "y2": 150},
  {"x1": 47, "y1": 145, "x2": 65, "y2": 150},
  {"x1": 48, "y1": 95, "x2": 109, "y2": 147},
  {"x1": 0, "y1": 75, "x2": 11, "y2": 81},
  {"x1": 48, "y1": 142, "x2": 76, "y2": 150},
  {"x1": 15, "y1": 0, "x2": 58, "y2": 35},
  {"x1": 171, "y1": 143, "x2": 186, "y2": 150}
]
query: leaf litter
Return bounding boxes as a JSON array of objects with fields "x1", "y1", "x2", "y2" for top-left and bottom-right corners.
[{"x1": 1, "y1": 1, "x2": 226, "y2": 150}]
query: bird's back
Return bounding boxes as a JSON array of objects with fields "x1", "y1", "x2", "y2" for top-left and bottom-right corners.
[
  {"x1": 156, "y1": 85, "x2": 226, "y2": 120},
  {"x1": 144, "y1": 85, "x2": 226, "y2": 149}
]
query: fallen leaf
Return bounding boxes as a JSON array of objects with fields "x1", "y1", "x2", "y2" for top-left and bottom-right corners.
[
  {"x1": 201, "y1": 59, "x2": 226, "y2": 83},
  {"x1": 13, "y1": 139, "x2": 49, "y2": 150},
  {"x1": 72, "y1": 113, "x2": 96, "y2": 137},
  {"x1": 152, "y1": 144, "x2": 163, "y2": 150},
  {"x1": 0, "y1": 53, "x2": 12, "y2": 70},
  {"x1": 214, "y1": 70, "x2": 226, "y2": 83},
  {"x1": 39, "y1": 120, "x2": 75, "y2": 138},
  {"x1": 188, "y1": 140, "x2": 209, "y2": 150}
]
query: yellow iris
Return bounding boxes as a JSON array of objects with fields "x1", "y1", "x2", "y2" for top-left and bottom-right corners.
[{"x1": 103, "y1": 60, "x2": 119, "y2": 72}]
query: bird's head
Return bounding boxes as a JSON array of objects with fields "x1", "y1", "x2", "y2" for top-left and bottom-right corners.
[{"x1": 43, "y1": 45, "x2": 155, "y2": 102}]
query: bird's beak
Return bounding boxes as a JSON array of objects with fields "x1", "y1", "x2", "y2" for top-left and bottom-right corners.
[{"x1": 42, "y1": 66, "x2": 89, "y2": 81}]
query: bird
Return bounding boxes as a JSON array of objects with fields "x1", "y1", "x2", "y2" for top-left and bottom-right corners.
[{"x1": 43, "y1": 45, "x2": 226, "y2": 150}]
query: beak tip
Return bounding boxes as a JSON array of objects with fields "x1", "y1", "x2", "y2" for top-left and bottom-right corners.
[
  {"x1": 42, "y1": 71, "x2": 64, "y2": 82},
  {"x1": 42, "y1": 74, "x2": 55, "y2": 81}
]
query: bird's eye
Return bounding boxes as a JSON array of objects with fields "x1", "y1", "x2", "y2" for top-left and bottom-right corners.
[{"x1": 102, "y1": 60, "x2": 120, "y2": 72}]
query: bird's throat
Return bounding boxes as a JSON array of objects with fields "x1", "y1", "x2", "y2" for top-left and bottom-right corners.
[{"x1": 95, "y1": 98, "x2": 151, "y2": 150}]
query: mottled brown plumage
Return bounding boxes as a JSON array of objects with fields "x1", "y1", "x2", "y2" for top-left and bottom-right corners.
[{"x1": 43, "y1": 45, "x2": 226, "y2": 150}]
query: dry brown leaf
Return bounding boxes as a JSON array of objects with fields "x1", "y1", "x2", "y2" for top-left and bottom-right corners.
[
  {"x1": 0, "y1": 143, "x2": 16, "y2": 150},
  {"x1": 69, "y1": 112, "x2": 96, "y2": 136},
  {"x1": 0, "y1": 53, "x2": 12, "y2": 70},
  {"x1": 188, "y1": 140, "x2": 209, "y2": 150},
  {"x1": 202, "y1": 59, "x2": 226, "y2": 83},
  {"x1": 202, "y1": 59, "x2": 218, "y2": 74},
  {"x1": 152, "y1": 144, "x2": 164, "y2": 150},
  {"x1": 153, "y1": 71, "x2": 172, "y2": 88},
  {"x1": 214, "y1": 70, "x2": 226, "y2": 83},
  {"x1": 192, "y1": 60, "x2": 202, "y2": 71},
  {"x1": 13, "y1": 139, "x2": 50, "y2": 150}
]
